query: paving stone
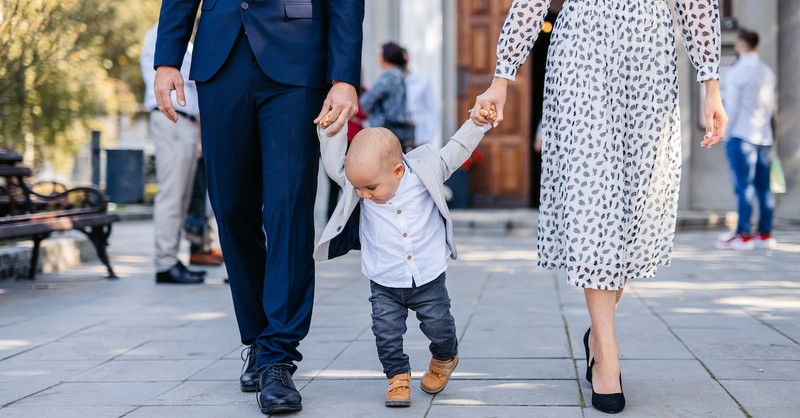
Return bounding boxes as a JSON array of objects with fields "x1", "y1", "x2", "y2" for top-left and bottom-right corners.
[
  {"x1": 11, "y1": 382, "x2": 178, "y2": 406},
  {"x1": 451, "y1": 358, "x2": 575, "y2": 380},
  {"x1": 298, "y1": 379, "x2": 433, "y2": 417},
  {"x1": 427, "y1": 405, "x2": 584, "y2": 418},
  {"x1": 703, "y1": 359, "x2": 800, "y2": 380},
  {"x1": 433, "y1": 380, "x2": 580, "y2": 406},
  {"x1": 68, "y1": 359, "x2": 214, "y2": 382},
  {"x1": 719, "y1": 380, "x2": 800, "y2": 409},
  {"x1": 146, "y1": 380, "x2": 252, "y2": 406},
  {"x1": 122, "y1": 405, "x2": 262, "y2": 418},
  {"x1": 0, "y1": 405, "x2": 135, "y2": 418}
]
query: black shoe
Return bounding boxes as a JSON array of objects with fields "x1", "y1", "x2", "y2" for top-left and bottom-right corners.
[
  {"x1": 591, "y1": 375, "x2": 625, "y2": 414},
  {"x1": 583, "y1": 327, "x2": 592, "y2": 383},
  {"x1": 156, "y1": 262, "x2": 204, "y2": 284},
  {"x1": 257, "y1": 363, "x2": 302, "y2": 414},
  {"x1": 175, "y1": 260, "x2": 207, "y2": 277},
  {"x1": 240, "y1": 345, "x2": 259, "y2": 392}
]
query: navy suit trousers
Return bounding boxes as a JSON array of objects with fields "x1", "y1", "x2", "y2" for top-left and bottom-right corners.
[{"x1": 197, "y1": 31, "x2": 324, "y2": 367}]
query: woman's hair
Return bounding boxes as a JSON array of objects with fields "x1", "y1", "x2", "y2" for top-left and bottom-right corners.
[
  {"x1": 381, "y1": 42, "x2": 408, "y2": 69},
  {"x1": 737, "y1": 29, "x2": 759, "y2": 49}
]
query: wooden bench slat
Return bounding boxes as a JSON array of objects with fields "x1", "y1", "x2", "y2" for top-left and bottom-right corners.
[
  {"x1": 0, "y1": 213, "x2": 120, "y2": 240},
  {"x1": 0, "y1": 207, "x2": 104, "y2": 225}
]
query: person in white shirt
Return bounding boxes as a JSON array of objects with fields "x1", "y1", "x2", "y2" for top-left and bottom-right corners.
[
  {"x1": 141, "y1": 22, "x2": 205, "y2": 284},
  {"x1": 314, "y1": 119, "x2": 491, "y2": 407},
  {"x1": 716, "y1": 29, "x2": 777, "y2": 251},
  {"x1": 402, "y1": 49, "x2": 440, "y2": 147}
]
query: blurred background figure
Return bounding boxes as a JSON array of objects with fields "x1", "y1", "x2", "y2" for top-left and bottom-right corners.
[
  {"x1": 716, "y1": 28, "x2": 777, "y2": 251},
  {"x1": 402, "y1": 48, "x2": 440, "y2": 148},
  {"x1": 141, "y1": 22, "x2": 205, "y2": 284},
  {"x1": 185, "y1": 155, "x2": 224, "y2": 266},
  {"x1": 361, "y1": 42, "x2": 416, "y2": 151}
]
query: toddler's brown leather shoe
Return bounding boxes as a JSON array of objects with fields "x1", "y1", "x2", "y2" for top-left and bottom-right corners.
[
  {"x1": 385, "y1": 371, "x2": 411, "y2": 407},
  {"x1": 421, "y1": 356, "x2": 458, "y2": 394}
]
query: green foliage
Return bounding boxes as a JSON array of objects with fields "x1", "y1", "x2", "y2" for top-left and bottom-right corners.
[{"x1": 0, "y1": 0, "x2": 160, "y2": 173}]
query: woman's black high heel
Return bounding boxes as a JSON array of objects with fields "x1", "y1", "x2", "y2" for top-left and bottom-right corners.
[
  {"x1": 583, "y1": 327, "x2": 592, "y2": 383},
  {"x1": 591, "y1": 374, "x2": 626, "y2": 414}
]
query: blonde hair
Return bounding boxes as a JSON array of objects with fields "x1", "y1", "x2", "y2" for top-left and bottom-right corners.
[{"x1": 345, "y1": 127, "x2": 403, "y2": 171}]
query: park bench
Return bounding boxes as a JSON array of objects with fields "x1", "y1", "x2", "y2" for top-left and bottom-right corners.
[{"x1": 0, "y1": 150, "x2": 120, "y2": 279}]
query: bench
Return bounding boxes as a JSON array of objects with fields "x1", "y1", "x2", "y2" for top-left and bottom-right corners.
[{"x1": 0, "y1": 150, "x2": 120, "y2": 280}]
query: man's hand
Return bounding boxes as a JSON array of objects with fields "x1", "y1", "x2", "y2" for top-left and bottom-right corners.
[
  {"x1": 314, "y1": 81, "x2": 358, "y2": 136},
  {"x1": 155, "y1": 66, "x2": 185, "y2": 123}
]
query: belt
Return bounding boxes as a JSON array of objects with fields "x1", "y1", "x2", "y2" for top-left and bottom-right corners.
[{"x1": 152, "y1": 107, "x2": 197, "y2": 122}]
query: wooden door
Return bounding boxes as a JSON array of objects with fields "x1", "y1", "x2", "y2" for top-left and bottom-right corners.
[{"x1": 457, "y1": 0, "x2": 531, "y2": 207}]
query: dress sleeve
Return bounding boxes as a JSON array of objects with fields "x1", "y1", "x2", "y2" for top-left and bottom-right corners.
[
  {"x1": 674, "y1": 0, "x2": 721, "y2": 82},
  {"x1": 495, "y1": 0, "x2": 551, "y2": 81}
]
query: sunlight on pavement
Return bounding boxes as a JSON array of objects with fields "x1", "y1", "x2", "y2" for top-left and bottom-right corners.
[
  {"x1": 179, "y1": 311, "x2": 227, "y2": 321},
  {"x1": 715, "y1": 296, "x2": 800, "y2": 310},
  {"x1": 0, "y1": 339, "x2": 30, "y2": 350}
]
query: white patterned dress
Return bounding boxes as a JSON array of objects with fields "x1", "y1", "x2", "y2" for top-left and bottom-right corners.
[{"x1": 495, "y1": 0, "x2": 720, "y2": 290}]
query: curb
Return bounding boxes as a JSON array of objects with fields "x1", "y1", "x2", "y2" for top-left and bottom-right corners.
[{"x1": 0, "y1": 232, "x2": 96, "y2": 280}]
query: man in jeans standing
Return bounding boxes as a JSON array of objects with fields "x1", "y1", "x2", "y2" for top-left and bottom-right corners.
[{"x1": 716, "y1": 29, "x2": 777, "y2": 251}]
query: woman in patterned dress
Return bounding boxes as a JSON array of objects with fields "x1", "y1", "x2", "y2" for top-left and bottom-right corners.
[{"x1": 470, "y1": 0, "x2": 727, "y2": 413}]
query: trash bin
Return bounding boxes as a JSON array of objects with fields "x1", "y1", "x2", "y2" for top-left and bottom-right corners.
[{"x1": 105, "y1": 149, "x2": 144, "y2": 203}]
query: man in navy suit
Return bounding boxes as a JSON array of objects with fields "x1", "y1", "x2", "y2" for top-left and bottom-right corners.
[{"x1": 152, "y1": 0, "x2": 364, "y2": 413}]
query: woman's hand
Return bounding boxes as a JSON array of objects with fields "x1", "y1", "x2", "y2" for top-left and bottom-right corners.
[
  {"x1": 470, "y1": 77, "x2": 509, "y2": 127},
  {"x1": 701, "y1": 80, "x2": 727, "y2": 148}
]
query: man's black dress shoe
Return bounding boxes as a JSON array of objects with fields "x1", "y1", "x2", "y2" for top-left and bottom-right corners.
[
  {"x1": 240, "y1": 344, "x2": 259, "y2": 392},
  {"x1": 155, "y1": 262, "x2": 205, "y2": 284},
  {"x1": 176, "y1": 260, "x2": 207, "y2": 277},
  {"x1": 257, "y1": 363, "x2": 302, "y2": 414}
]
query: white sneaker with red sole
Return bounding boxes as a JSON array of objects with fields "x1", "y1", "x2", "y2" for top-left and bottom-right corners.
[{"x1": 715, "y1": 233, "x2": 755, "y2": 250}]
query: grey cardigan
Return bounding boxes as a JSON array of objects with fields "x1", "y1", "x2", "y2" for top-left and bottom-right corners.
[{"x1": 314, "y1": 120, "x2": 487, "y2": 262}]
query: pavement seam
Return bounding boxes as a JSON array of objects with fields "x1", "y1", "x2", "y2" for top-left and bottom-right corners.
[
  {"x1": 553, "y1": 269, "x2": 590, "y2": 415},
  {"x1": 630, "y1": 286, "x2": 754, "y2": 418},
  {"x1": 422, "y1": 267, "x2": 493, "y2": 418}
]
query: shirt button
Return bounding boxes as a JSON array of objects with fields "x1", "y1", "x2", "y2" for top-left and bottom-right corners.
[
  {"x1": 402, "y1": 232, "x2": 408, "y2": 238},
  {"x1": 241, "y1": 2, "x2": 249, "y2": 9},
  {"x1": 396, "y1": 209, "x2": 402, "y2": 215},
  {"x1": 407, "y1": 255, "x2": 412, "y2": 260}
]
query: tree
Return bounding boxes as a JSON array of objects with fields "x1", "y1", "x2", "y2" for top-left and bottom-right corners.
[{"x1": 0, "y1": 0, "x2": 160, "y2": 174}]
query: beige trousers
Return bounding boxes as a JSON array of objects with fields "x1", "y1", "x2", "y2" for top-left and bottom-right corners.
[{"x1": 151, "y1": 112, "x2": 199, "y2": 272}]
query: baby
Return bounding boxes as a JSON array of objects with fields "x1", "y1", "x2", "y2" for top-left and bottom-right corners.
[{"x1": 315, "y1": 119, "x2": 490, "y2": 407}]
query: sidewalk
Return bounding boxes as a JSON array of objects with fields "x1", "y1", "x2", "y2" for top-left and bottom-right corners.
[{"x1": 1, "y1": 220, "x2": 799, "y2": 417}]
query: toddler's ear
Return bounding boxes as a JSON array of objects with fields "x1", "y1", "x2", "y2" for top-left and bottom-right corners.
[{"x1": 393, "y1": 163, "x2": 405, "y2": 179}]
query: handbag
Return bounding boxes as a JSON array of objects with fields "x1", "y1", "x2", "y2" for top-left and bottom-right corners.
[{"x1": 770, "y1": 154, "x2": 786, "y2": 194}]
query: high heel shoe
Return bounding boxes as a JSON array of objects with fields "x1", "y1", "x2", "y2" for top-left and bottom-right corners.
[
  {"x1": 591, "y1": 374, "x2": 625, "y2": 414},
  {"x1": 583, "y1": 327, "x2": 592, "y2": 383}
]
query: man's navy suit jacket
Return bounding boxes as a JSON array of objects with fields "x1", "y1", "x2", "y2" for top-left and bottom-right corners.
[{"x1": 154, "y1": 0, "x2": 363, "y2": 89}]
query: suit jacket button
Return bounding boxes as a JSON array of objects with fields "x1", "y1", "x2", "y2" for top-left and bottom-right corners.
[{"x1": 241, "y1": 2, "x2": 249, "y2": 9}]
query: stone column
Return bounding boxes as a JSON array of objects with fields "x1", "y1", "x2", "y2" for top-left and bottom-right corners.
[{"x1": 776, "y1": 0, "x2": 800, "y2": 222}]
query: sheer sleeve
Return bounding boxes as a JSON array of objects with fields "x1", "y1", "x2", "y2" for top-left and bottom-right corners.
[
  {"x1": 495, "y1": 0, "x2": 551, "y2": 81},
  {"x1": 674, "y1": 0, "x2": 721, "y2": 82}
]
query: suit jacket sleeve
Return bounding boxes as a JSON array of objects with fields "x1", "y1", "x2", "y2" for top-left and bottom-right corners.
[
  {"x1": 154, "y1": 0, "x2": 201, "y2": 70},
  {"x1": 437, "y1": 120, "x2": 491, "y2": 182},
  {"x1": 326, "y1": 0, "x2": 365, "y2": 89},
  {"x1": 317, "y1": 125, "x2": 349, "y2": 188}
]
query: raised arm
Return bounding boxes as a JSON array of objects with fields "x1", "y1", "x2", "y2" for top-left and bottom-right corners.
[
  {"x1": 437, "y1": 120, "x2": 491, "y2": 182},
  {"x1": 312, "y1": 0, "x2": 364, "y2": 136},
  {"x1": 495, "y1": 0, "x2": 552, "y2": 81},
  {"x1": 674, "y1": 0, "x2": 721, "y2": 82},
  {"x1": 317, "y1": 125, "x2": 349, "y2": 187},
  {"x1": 472, "y1": 0, "x2": 550, "y2": 126}
]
